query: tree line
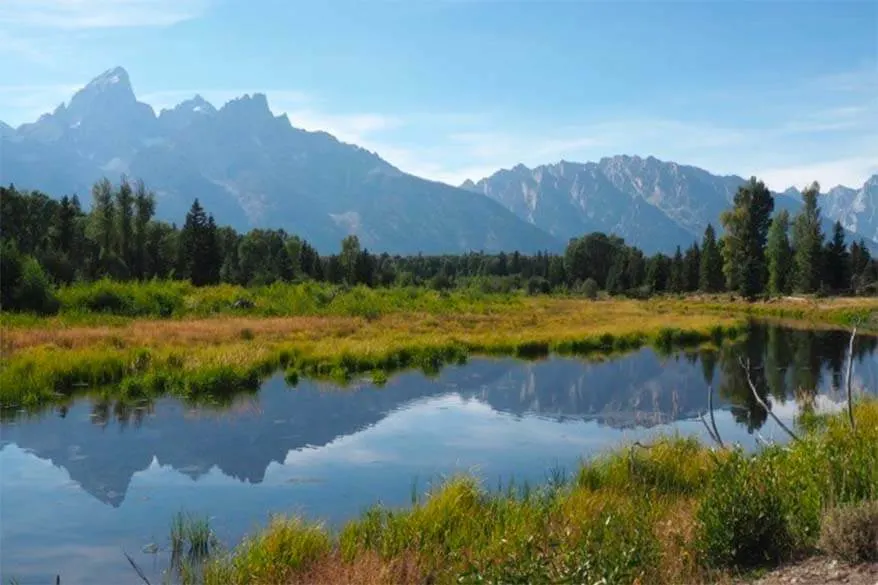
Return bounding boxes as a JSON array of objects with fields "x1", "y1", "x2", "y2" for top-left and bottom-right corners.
[{"x1": 1, "y1": 176, "x2": 877, "y2": 312}]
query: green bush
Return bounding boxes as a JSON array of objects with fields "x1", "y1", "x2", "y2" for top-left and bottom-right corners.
[
  {"x1": 818, "y1": 501, "x2": 878, "y2": 563},
  {"x1": 581, "y1": 278, "x2": 599, "y2": 300},
  {"x1": 696, "y1": 449, "x2": 792, "y2": 569},
  {"x1": 14, "y1": 257, "x2": 60, "y2": 315}
]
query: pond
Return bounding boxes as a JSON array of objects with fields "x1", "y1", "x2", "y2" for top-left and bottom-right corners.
[{"x1": 1, "y1": 324, "x2": 876, "y2": 584}]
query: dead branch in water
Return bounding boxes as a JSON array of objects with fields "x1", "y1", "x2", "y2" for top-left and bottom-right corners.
[
  {"x1": 845, "y1": 325, "x2": 857, "y2": 431},
  {"x1": 739, "y1": 357, "x2": 800, "y2": 442}
]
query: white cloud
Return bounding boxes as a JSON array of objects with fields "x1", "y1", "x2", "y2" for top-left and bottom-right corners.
[
  {"x1": 0, "y1": 83, "x2": 80, "y2": 124},
  {"x1": 756, "y1": 155, "x2": 878, "y2": 192},
  {"x1": 0, "y1": 0, "x2": 208, "y2": 29},
  {"x1": 282, "y1": 109, "x2": 403, "y2": 145}
]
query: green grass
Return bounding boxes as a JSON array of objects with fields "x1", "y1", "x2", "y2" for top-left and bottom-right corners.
[
  {"x1": 0, "y1": 322, "x2": 741, "y2": 412},
  {"x1": 172, "y1": 399, "x2": 878, "y2": 585}
]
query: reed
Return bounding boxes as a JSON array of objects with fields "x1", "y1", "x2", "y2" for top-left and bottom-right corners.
[{"x1": 178, "y1": 400, "x2": 878, "y2": 585}]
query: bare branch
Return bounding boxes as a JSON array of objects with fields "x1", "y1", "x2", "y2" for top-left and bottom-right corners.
[
  {"x1": 845, "y1": 325, "x2": 857, "y2": 431},
  {"x1": 123, "y1": 550, "x2": 152, "y2": 585},
  {"x1": 707, "y1": 384, "x2": 724, "y2": 448},
  {"x1": 739, "y1": 357, "x2": 800, "y2": 442}
]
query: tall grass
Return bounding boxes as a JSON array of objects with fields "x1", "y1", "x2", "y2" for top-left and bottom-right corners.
[{"x1": 168, "y1": 400, "x2": 878, "y2": 585}]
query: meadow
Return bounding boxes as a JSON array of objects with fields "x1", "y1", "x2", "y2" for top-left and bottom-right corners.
[
  {"x1": 2, "y1": 280, "x2": 877, "y2": 410},
  {"x1": 158, "y1": 400, "x2": 878, "y2": 584}
]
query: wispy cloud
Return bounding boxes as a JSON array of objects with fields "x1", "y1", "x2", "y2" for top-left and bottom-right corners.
[
  {"x1": 0, "y1": 83, "x2": 80, "y2": 124},
  {"x1": 0, "y1": 0, "x2": 209, "y2": 29},
  {"x1": 756, "y1": 154, "x2": 878, "y2": 192}
]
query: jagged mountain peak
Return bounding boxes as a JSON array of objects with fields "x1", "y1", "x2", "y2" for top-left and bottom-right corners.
[
  {"x1": 219, "y1": 93, "x2": 271, "y2": 118},
  {"x1": 85, "y1": 66, "x2": 131, "y2": 90},
  {"x1": 1, "y1": 67, "x2": 560, "y2": 255}
]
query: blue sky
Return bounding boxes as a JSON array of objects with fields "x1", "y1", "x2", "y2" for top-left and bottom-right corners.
[{"x1": 1, "y1": 0, "x2": 876, "y2": 189}]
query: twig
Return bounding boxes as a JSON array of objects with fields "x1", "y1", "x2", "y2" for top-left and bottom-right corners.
[
  {"x1": 707, "y1": 384, "x2": 724, "y2": 448},
  {"x1": 845, "y1": 325, "x2": 857, "y2": 431},
  {"x1": 123, "y1": 550, "x2": 152, "y2": 585},
  {"x1": 739, "y1": 357, "x2": 800, "y2": 442}
]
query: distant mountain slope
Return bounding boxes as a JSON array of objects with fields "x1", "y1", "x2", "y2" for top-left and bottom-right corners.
[
  {"x1": 0, "y1": 68, "x2": 560, "y2": 254},
  {"x1": 467, "y1": 155, "x2": 878, "y2": 252},
  {"x1": 3, "y1": 67, "x2": 875, "y2": 255}
]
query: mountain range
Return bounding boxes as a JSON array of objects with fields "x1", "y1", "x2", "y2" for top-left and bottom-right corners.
[{"x1": 2, "y1": 67, "x2": 877, "y2": 254}]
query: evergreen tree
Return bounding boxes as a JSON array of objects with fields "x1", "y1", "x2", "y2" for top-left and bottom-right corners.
[
  {"x1": 547, "y1": 255, "x2": 567, "y2": 288},
  {"x1": 720, "y1": 177, "x2": 774, "y2": 298},
  {"x1": 646, "y1": 254, "x2": 670, "y2": 292},
  {"x1": 791, "y1": 181, "x2": 824, "y2": 293},
  {"x1": 669, "y1": 246, "x2": 685, "y2": 293},
  {"x1": 683, "y1": 242, "x2": 700, "y2": 292},
  {"x1": 765, "y1": 209, "x2": 792, "y2": 296},
  {"x1": 178, "y1": 199, "x2": 220, "y2": 286},
  {"x1": 850, "y1": 238, "x2": 872, "y2": 292},
  {"x1": 699, "y1": 224, "x2": 724, "y2": 292},
  {"x1": 824, "y1": 220, "x2": 850, "y2": 292}
]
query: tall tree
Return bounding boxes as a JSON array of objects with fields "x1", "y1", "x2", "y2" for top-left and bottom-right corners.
[
  {"x1": 720, "y1": 177, "x2": 774, "y2": 298},
  {"x1": 824, "y1": 220, "x2": 850, "y2": 292},
  {"x1": 791, "y1": 181, "x2": 824, "y2": 293},
  {"x1": 90, "y1": 178, "x2": 115, "y2": 260},
  {"x1": 132, "y1": 179, "x2": 155, "y2": 280},
  {"x1": 669, "y1": 245, "x2": 685, "y2": 293},
  {"x1": 340, "y1": 235, "x2": 362, "y2": 284},
  {"x1": 683, "y1": 242, "x2": 701, "y2": 292},
  {"x1": 115, "y1": 177, "x2": 135, "y2": 272},
  {"x1": 765, "y1": 209, "x2": 792, "y2": 296},
  {"x1": 699, "y1": 224, "x2": 723, "y2": 292},
  {"x1": 178, "y1": 199, "x2": 220, "y2": 286}
]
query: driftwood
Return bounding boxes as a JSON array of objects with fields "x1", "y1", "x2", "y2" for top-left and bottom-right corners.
[
  {"x1": 845, "y1": 325, "x2": 857, "y2": 431},
  {"x1": 699, "y1": 385, "x2": 725, "y2": 448},
  {"x1": 739, "y1": 357, "x2": 800, "y2": 442},
  {"x1": 123, "y1": 550, "x2": 153, "y2": 585}
]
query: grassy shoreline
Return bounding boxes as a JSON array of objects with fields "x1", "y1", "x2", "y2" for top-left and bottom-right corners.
[
  {"x1": 161, "y1": 400, "x2": 876, "y2": 585},
  {"x1": 2, "y1": 284, "x2": 877, "y2": 410}
]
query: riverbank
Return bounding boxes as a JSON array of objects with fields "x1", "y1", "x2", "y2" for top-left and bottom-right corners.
[
  {"x1": 2, "y1": 286, "x2": 876, "y2": 410},
  {"x1": 160, "y1": 400, "x2": 876, "y2": 585}
]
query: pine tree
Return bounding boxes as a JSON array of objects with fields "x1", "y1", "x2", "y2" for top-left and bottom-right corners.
[
  {"x1": 669, "y1": 246, "x2": 685, "y2": 293},
  {"x1": 699, "y1": 224, "x2": 724, "y2": 292},
  {"x1": 765, "y1": 209, "x2": 792, "y2": 296},
  {"x1": 850, "y1": 238, "x2": 872, "y2": 292},
  {"x1": 178, "y1": 199, "x2": 220, "y2": 286},
  {"x1": 823, "y1": 220, "x2": 850, "y2": 292},
  {"x1": 683, "y1": 242, "x2": 700, "y2": 292},
  {"x1": 791, "y1": 181, "x2": 824, "y2": 293},
  {"x1": 720, "y1": 177, "x2": 774, "y2": 298}
]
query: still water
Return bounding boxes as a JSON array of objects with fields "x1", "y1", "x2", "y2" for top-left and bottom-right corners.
[{"x1": 2, "y1": 324, "x2": 876, "y2": 584}]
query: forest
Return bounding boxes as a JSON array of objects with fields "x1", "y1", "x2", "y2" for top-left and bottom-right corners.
[{"x1": 1, "y1": 175, "x2": 877, "y2": 314}]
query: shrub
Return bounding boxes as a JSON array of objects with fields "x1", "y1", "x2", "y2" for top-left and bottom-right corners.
[
  {"x1": 818, "y1": 501, "x2": 878, "y2": 563},
  {"x1": 14, "y1": 256, "x2": 60, "y2": 315},
  {"x1": 696, "y1": 450, "x2": 792, "y2": 569},
  {"x1": 581, "y1": 278, "x2": 599, "y2": 300}
]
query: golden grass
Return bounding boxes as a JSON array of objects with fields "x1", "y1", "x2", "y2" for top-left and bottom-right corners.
[
  {"x1": 3, "y1": 297, "x2": 732, "y2": 355},
  {"x1": 2, "y1": 295, "x2": 876, "y2": 409}
]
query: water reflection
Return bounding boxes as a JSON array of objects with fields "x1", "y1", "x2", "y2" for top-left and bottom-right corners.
[{"x1": 1, "y1": 324, "x2": 876, "y2": 584}]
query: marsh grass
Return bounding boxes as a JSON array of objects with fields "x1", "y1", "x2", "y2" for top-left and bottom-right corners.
[
  {"x1": 167, "y1": 401, "x2": 878, "y2": 585},
  {"x1": 0, "y1": 295, "x2": 748, "y2": 409}
]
